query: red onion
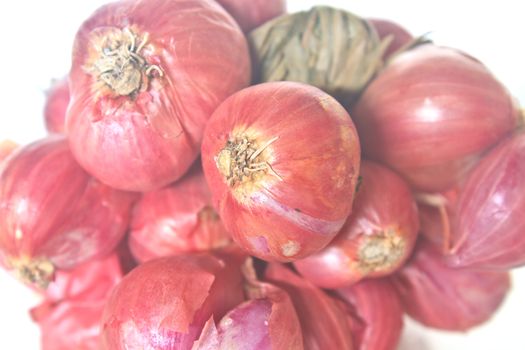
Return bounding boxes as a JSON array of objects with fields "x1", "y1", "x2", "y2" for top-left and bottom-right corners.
[
  {"x1": 193, "y1": 259, "x2": 304, "y2": 350},
  {"x1": 368, "y1": 18, "x2": 413, "y2": 59},
  {"x1": 202, "y1": 81, "x2": 361, "y2": 261},
  {"x1": 392, "y1": 240, "x2": 510, "y2": 331},
  {"x1": 44, "y1": 77, "x2": 70, "y2": 134},
  {"x1": 30, "y1": 253, "x2": 123, "y2": 350},
  {"x1": 438, "y1": 130, "x2": 525, "y2": 269},
  {"x1": 216, "y1": 0, "x2": 286, "y2": 32},
  {"x1": 0, "y1": 140, "x2": 18, "y2": 163},
  {"x1": 352, "y1": 44, "x2": 519, "y2": 192},
  {"x1": 0, "y1": 136, "x2": 136, "y2": 289},
  {"x1": 265, "y1": 263, "x2": 355, "y2": 349},
  {"x1": 67, "y1": 0, "x2": 251, "y2": 192},
  {"x1": 129, "y1": 165, "x2": 231, "y2": 263},
  {"x1": 100, "y1": 249, "x2": 245, "y2": 349},
  {"x1": 337, "y1": 279, "x2": 404, "y2": 350},
  {"x1": 294, "y1": 161, "x2": 419, "y2": 288}
]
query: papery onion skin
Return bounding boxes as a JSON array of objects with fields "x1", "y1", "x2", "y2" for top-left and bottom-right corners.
[
  {"x1": 216, "y1": 0, "x2": 286, "y2": 32},
  {"x1": 0, "y1": 136, "x2": 136, "y2": 289},
  {"x1": 368, "y1": 18, "x2": 412, "y2": 59},
  {"x1": 417, "y1": 188, "x2": 460, "y2": 251},
  {"x1": 193, "y1": 258, "x2": 304, "y2": 350},
  {"x1": 294, "y1": 161, "x2": 419, "y2": 288},
  {"x1": 352, "y1": 44, "x2": 519, "y2": 192},
  {"x1": 265, "y1": 263, "x2": 354, "y2": 350},
  {"x1": 44, "y1": 77, "x2": 70, "y2": 134},
  {"x1": 67, "y1": 0, "x2": 251, "y2": 192},
  {"x1": 129, "y1": 164, "x2": 231, "y2": 263},
  {"x1": 101, "y1": 251, "x2": 245, "y2": 350},
  {"x1": 445, "y1": 130, "x2": 525, "y2": 269},
  {"x1": 0, "y1": 140, "x2": 18, "y2": 164},
  {"x1": 337, "y1": 279, "x2": 404, "y2": 350},
  {"x1": 201, "y1": 81, "x2": 361, "y2": 262},
  {"x1": 392, "y1": 240, "x2": 510, "y2": 331},
  {"x1": 30, "y1": 253, "x2": 123, "y2": 350}
]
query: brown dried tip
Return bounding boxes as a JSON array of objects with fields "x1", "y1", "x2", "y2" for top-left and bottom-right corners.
[
  {"x1": 217, "y1": 135, "x2": 280, "y2": 187},
  {"x1": 358, "y1": 228, "x2": 406, "y2": 273},
  {"x1": 10, "y1": 257, "x2": 55, "y2": 289},
  {"x1": 86, "y1": 27, "x2": 163, "y2": 96}
]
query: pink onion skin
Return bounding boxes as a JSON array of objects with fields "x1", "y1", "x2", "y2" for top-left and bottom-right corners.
[
  {"x1": 0, "y1": 136, "x2": 136, "y2": 289},
  {"x1": 294, "y1": 161, "x2": 419, "y2": 288},
  {"x1": 367, "y1": 18, "x2": 412, "y2": 60},
  {"x1": 30, "y1": 254, "x2": 123, "y2": 350},
  {"x1": 352, "y1": 44, "x2": 519, "y2": 192},
  {"x1": 194, "y1": 301, "x2": 274, "y2": 350},
  {"x1": 44, "y1": 77, "x2": 70, "y2": 134},
  {"x1": 202, "y1": 81, "x2": 361, "y2": 262},
  {"x1": 216, "y1": 0, "x2": 286, "y2": 32},
  {"x1": 100, "y1": 250, "x2": 245, "y2": 350},
  {"x1": 67, "y1": 0, "x2": 251, "y2": 192},
  {"x1": 265, "y1": 263, "x2": 354, "y2": 350},
  {"x1": 129, "y1": 165, "x2": 231, "y2": 263},
  {"x1": 336, "y1": 279, "x2": 404, "y2": 350},
  {"x1": 193, "y1": 258, "x2": 304, "y2": 350},
  {"x1": 444, "y1": 130, "x2": 525, "y2": 269},
  {"x1": 392, "y1": 241, "x2": 510, "y2": 331}
]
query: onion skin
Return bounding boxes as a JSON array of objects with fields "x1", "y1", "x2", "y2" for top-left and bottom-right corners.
[
  {"x1": 201, "y1": 81, "x2": 360, "y2": 261},
  {"x1": 216, "y1": 0, "x2": 286, "y2": 32},
  {"x1": 30, "y1": 253, "x2": 123, "y2": 350},
  {"x1": 67, "y1": 0, "x2": 251, "y2": 192},
  {"x1": 417, "y1": 188, "x2": 460, "y2": 252},
  {"x1": 0, "y1": 140, "x2": 18, "y2": 163},
  {"x1": 368, "y1": 18, "x2": 412, "y2": 59},
  {"x1": 294, "y1": 161, "x2": 419, "y2": 288},
  {"x1": 392, "y1": 241, "x2": 510, "y2": 331},
  {"x1": 44, "y1": 77, "x2": 70, "y2": 134},
  {"x1": 129, "y1": 165, "x2": 231, "y2": 263},
  {"x1": 445, "y1": 130, "x2": 525, "y2": 269},
  {"x1": 265, "y1": 263, "x2": 354, "y2": 350},
  {"x1": 337, "y1": 279, "x2": 404, "y2": 350},
  {"x1": 100, "y1": 250, "x2": 245, "y2": 350},
  {"x1": 193, "y1": 259, "x2": 304, "y2": 350},
  {"x1": 0, "y1": 136, "x2": 136, "y2": 289},
  {"x1": 352, "y1": 44, "x2": 519, "y2": 192}
]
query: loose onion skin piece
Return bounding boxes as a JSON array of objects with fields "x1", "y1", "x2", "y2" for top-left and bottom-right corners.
[
  {"x1": 30, "y1": 253, "x2": 123, "y2": 350},
  {"x1": 129, "y1": 165, "x2": 231, "y2": 263},
  {"x1": 352, "y1": 44, "x2": 519, "y2": 192},
  {"x1": 294, "y1": 161, "x2": 419, "y2": 288},
  {"x1": 100, "y1": 250, "x2": 245, "y2": 350},
  {"x1": 216, "y1": 0, "x2": 286, "y2": 32},
  {"x1": 193, "y1": 259, "x2": 304, "y2": 350},
  {"x1": 201, "y1": 81, "x2": 361, "y2": 262},
  {"x1": 0, "y1": 136, "x2": 136, "y2": 289},
  {"x1": 434, "y1": 130, "x2": 525, "y2": 269},
  {"x1": 44, "y1": 77, "x2": 70, "y2": 134},
  {"x1": 336, "y1": 279, "x2": 404, "y2": 350},
  {"x1": 67, "y1": 0, "x2": 251, "y2": 192},
  {"x1": 265, "y1": 263, "x2": 354, "y2": 350},
  {"x1": 392, "y1": 241, "x2": 510, "y2": 331},
  {"x1": 367, "y1": 18, "x2": 413, "y2": 59}
]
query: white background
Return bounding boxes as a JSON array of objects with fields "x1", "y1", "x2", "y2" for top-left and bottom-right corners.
[{"x1": 0, "y1": 1, "x2": 524, "y2": 349}]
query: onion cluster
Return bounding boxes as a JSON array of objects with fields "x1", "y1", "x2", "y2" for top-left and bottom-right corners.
[{"x1": 1, "y1": 0, "x2": 523, "y2": 349}]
